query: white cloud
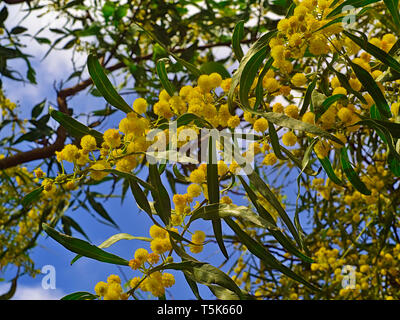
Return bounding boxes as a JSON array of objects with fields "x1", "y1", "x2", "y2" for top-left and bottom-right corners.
[{"x1": 0, "y1": 284, "x2": 65, "y2": 300}]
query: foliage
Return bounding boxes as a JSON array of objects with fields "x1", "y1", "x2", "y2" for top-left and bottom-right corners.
[{"x1": 1, "y1": 0, "x2": 400, "y2": 300}]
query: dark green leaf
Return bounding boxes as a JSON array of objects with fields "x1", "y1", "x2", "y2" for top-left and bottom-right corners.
[
  {"x1": 87, "y1": 54, "x2": 132, "y2": 114},
  {"x1": 43, "y1": 224, "x2": 129, "y2": 266},
  {"x1": 340, "y1": 147, "x2": 371, "y2": 195},
  {"x1": 156, "y1": 58, "x2": 176, "y2": 96}
]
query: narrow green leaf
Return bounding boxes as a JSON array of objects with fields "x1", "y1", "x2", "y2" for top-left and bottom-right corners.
[
  {"x1": 326, "y1": 0, "x2": 379, "y2": 18},
  {"x1": 300, "y1": 77, "x2": 317, "y2": 117},
  {"x1": 247, "y1": 171, "x2": 303, "y2": 248},
  {"x1": 383, "y1": 0, "x2": 400, "y2": 33},
  {"x1": 156, "y1": 58, "x2": 176, "y2": 97},
  {"x1": 349, "y1": 61, "x2": 392, "y2": 118},
  {"x1": 149, "y1": 164, "x2": 171, "y2": 225},
  {"x1": 225, "y1": 218, "x2": 319, "y2": 292},
  {"x1": 71, "y1": 232, "x2": 151, "y2": 265},
  {"x1": 129, "y1": 179, "x2": 153, "y2": 215},
  {"x1": 232, "y1": 20, "x2": 245, "y2": 62},
  {"x1": 239, "y1": 49, "x2": 267, "y2": 109},
  {"x1": 340, "y1": 147, "x2": 371, "y2": 195},
  {"x1": 87, "y1": 54, "x2": 132, "y2": 113},
  {"x1": 61, "y1": 292, "x2": 98, "y2": 300},
  {"x1": 318, "y1": 156, "x2": 344, "y2": 186},
  {"x1": 49, "y1": 107, "x2": 103, "y2": 144},
  {"x1": 42, "y1": 224, "x2": 129, "y2": 266},
  {"x1": 343, "y1": 30, "x2": 400, "y2": 74},
  {"x1": 228, "y1": 30, "x2": 278, "y2": 113},
  {"x1": 87, "y1": 194, "x2": 119, "y2": 229},
  {"x1": 207, "y1": 135, "x2": 229, "y2": 260},
  {"x1": 254, "y1": 57, "x2": 274, "y2": 110},
  {"x1": 315, "y1": 94, "x2": 346, "y2": 121},
  {"x1": 21, "y1": 186, "x2": 43, "y2": 208}
]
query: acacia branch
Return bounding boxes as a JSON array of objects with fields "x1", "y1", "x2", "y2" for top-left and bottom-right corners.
[{"x1": 0, "y1": 39, "x2": 254, "y2": 170}]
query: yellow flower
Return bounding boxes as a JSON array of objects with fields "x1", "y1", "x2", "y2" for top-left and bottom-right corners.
[
  {"x1": 149, "y1": 225, "x2": 168, "y2": 239},
  {"x1": 61, "y1": 144, "x2": 79, "y2": 162},
  {"x1": 134, "y1": 248, "x2": 149, "y2": 264},
  {"x1": 192, "y1": 230, "x2": 206, "y2": 243},
  {"x1": 209, "y1": 72, "x2": 223, "y2": 88},
  {"x1": 337, "y1": 107, "x2": 353, "y2": 124},
  {"x1": 94, "y1": 281, "x2": 108, "y2": 297},
  {"x1": 302, "y1": 111, "x2": 315, "y2": 124},
  {"x1": 107, "y1": 274, "x2": 121, "y2": 284},
  {"x1": 189, "y1": 169, "x2": 206, "y2": 184},
  {"x1": 197, "y1": 74, "x2": 213, "y2": 93},
  {"x1": 89, "y1": 161, "x2": 110, "y2": 181},
  {"x1": 391, "y1": 102, "x2": 400, "y2": 117},
  {"x1": 291, "y1": 73, "x2": 307, "y2": 87},
  {"x1": 187, "y1": 183, "x2": 202, "y2": 198},
  {"x1": 103, "y1": 128, "x2": 121, "y2": 148},
  {"x1": 227, "y1": 115, "x2": 240, "y2": 128},
  {"x1": 263, "y1": 78, "x2": 280, "y2": 93},
  {"x1": 80, "y1": 135, "x2": 97, "y2": 151},
  {"x1": 262, "y1": 153, "x2": 277, "y2": 166},
  {"x1": 314, "y1": 140, "x2": 330, "y2": 159},
  {"x1": 285, "y1": 105, "x2": 299, "y2": 119},
  {"x1": 151, "y1": 237, "x2": 171, "y2": 254},
  {"x1": 282, "y1": 131, "x2": 297, "y2": 146},
  {"x1": 162, "y1": 273, "x2": 175, "y2": 288},
  {"x1": 34, "y1": 168, "x2": 45, "y2": 179},
  {"x1": 253, "y1": 117, "x2": 269, "y2": 132},
  {"x1": 147, "y1": 252, "x2": 160, "y2": 264},
  {"x1": 133, "y1": 98, "x2": 147, "y2": 114}
]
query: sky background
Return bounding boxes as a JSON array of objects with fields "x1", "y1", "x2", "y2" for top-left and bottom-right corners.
[{"x1": 0, "y1": 2, "x2": 309, "y2": 300}]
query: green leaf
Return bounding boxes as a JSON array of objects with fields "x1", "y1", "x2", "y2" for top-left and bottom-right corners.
[
  {"x1": 61, "y1": 292, "x2": 98, "y2": 300},
  {"x1": 268, "y1": 122, "x2": 288, "y2": 160},
  {"x1": 42, "y1": 224, "x2": 129, "y2": 266},
  {"x1": 247, "y1": 171, "x2": 303, "y2": 248},
  {"x1": 10, "y1": 26, "x2": 27, "y2": 35},
  {"x1": 21, "y1": 186, "x2": 43, "y2": 208},
  {"x1": 299, "y1": 77, "x2": 317, "y2": 117},
  {"x1": 87, "y1": 54, "x2": 132, "y2": 114},
  {"x1": 149, "y1": 164, "x2": 171, "y2": 225},
  {"x1": 263, "y1": 112, "x2": 345, "y2": 146},
  {"x1": 239, "y1": 49, "x2": 267, "y2": 109},
  {"x1": 383, "y1": 0, "x2": 400, "y2": 33},
  {"x1": 254, "y1": 57, "x2": 274, "y2": 110},
  {"x1": 207, "y1": 135, "x2": 229, "y2": 260},
  {"x1": 71, "y1": 232, "x2": 151, "y2": 265},
  {"x1": 31, "y1": 99, "x2": 46, "y2": 119},
  {"x1": 343, "y1": 30, "x2": 400, "y2": 74},
  {"x1": 340, "y1": 147, "x2": 371, "y2": 195},
  {"x1": 232, "y1": 20, "x2": 245, "y2": 61},
  {"x1": 318, "y1": 156, "x2": 344, "y2": 186},
  {"x1": 326, "y1": 0, "x2": 379, "y2": 18},
  {"x1": 61, "y1": 216, "x2": 90, "y2": 242},
  {"x1": 349, "y1": 61, "x2": 392, "y2": 118},
  {"x1": 102, "y1": 169, "x2": 154, "y2": 191},
  {"x1": 87, "y1": 193, "x2": 119, "y2": 229},
  {"x1": 49, "y1": 107, "x2": 103, "y2": 144},
  {"x1": 156, "y1": 58, "x2": 176, "y2": 96},
  {"x1": 315, "y1": 94, "x2": 346, "y2": 121},
  {"x1": 129, "y1": 179, "x2": 153, "y2": 215},
  {"x1": 152, "y1": 261, "x2": 246, "y2": 299},
  {"x1": 236, "y1": 177, "x2": 313, "y2": 262},
  {"x1": 228, "y1": 30, "x2": 278, "y2": 113},
  {"x1": 224, "y1": 218, "x2": 319, "y2": 292},
  {"x1": 199, "y1": 61, "x2": 230, "y2": 79}
]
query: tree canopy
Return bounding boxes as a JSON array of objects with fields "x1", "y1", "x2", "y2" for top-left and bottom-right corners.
[{"x1": 1, "y1": 0, "x2": 400, "y2": 300}]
